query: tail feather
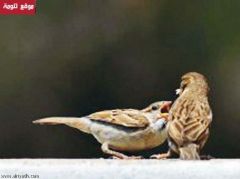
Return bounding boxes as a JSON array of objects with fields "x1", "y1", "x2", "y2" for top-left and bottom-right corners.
[
  {"x1": 179, "y1": 143, "x2": 200, "y2": 160},
  {"x1": 33, "y1": 117, "x2": 92, "y2": 134}
]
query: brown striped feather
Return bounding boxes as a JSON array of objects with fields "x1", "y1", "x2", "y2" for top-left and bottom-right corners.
[{"x1": 89, "y1": 109, "x2": 150, "y2": 128}]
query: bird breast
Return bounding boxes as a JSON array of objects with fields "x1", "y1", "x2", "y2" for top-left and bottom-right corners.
[{"x1": 89, "y1": 119, "x2": 167, "y2": 151}]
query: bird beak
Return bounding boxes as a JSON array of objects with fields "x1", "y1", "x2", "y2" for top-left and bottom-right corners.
[
  {"x1": 158, "y1": 113, "x2": 169, "y2": 120},
  {"x1": 158, "y1": 101, "x2": 172, "y2": 120},
  {"x1": 162, "y1": 101, "x2": 172, "y2": 112},
  {"x1": 176, "y1": 88, "x2": 182, "y2": 95}
]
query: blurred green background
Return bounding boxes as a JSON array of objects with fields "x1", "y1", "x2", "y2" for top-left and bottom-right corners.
[{"x1": 0, "y1": 0, "x2": 239, "y2": 158}]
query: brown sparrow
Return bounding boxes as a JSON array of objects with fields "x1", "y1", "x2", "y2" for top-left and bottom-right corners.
[
  {"x1": 151, "y1": 72, "x2": 212, "y2": 160},
  {"x1": 33, "y1": 101, "x2": 171, "y2": 159}
]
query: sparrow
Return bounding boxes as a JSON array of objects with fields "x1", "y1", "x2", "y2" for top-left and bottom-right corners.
[
  {"x1": 151, "y1": 72, "x2": 212, "y2": 160},
  {"x1": 33, "y1": 101, "x2": 172, "y2": 159}
]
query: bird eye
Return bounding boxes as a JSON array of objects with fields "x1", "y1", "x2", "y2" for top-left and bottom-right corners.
[{"x1": 151, "y1": 105, "x2": 158, "y2": 110}]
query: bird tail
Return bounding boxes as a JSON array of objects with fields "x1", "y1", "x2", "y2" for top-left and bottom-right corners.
[
  {"x1": 33, "y1": 117, "x2": 92, "y2": 134},
  {"x1": 179, "y1": 143, "x2": 200, "y2": 160}
]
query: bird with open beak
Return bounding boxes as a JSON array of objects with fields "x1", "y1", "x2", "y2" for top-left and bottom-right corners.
[{"x1": 33, "y1": 101, "x2": 171, "y2": 159}]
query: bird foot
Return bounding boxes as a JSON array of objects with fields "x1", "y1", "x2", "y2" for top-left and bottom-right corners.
[
  {"x1": 110, "y1": 155, "x2": 143, "y2": 160},
  {"x1": 150, "y1": 153, "x2": 170, "y2": 159}
]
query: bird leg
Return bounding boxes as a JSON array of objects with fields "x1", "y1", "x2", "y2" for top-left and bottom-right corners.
[
  {"x1": 101, "y1": 143, "x2": 142, "y2": 159},
  {"x1": 150, "y1": 150, "x2": 172, "y2": 159}
]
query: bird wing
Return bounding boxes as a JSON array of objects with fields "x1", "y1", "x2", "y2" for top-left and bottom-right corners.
[
  {"x1": 168, "y1": 99, "x2": 212, "y2": 146},
  {"x1": 183, "y1": 100, "x2": 212, "y2": 142},
  {"x1": 89, "y1": 109, "x2": 150, "y2": 128}
]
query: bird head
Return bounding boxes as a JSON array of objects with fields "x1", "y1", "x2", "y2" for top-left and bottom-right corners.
[
  {"x1": 142, "y1": 101, "x2": 172, "y2": 120},
  {"x1": 176, "y1": 72, "x2": 209, "y2": 96}
]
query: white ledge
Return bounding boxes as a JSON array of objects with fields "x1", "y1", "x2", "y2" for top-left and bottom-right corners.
[{"x1": 0, "y1": 159, "x2": 239, "y2": 179}]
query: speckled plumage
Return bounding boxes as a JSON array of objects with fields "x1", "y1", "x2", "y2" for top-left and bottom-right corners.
[{"x1": 152, "y1": 72, "x2": 212, "y2": 160}]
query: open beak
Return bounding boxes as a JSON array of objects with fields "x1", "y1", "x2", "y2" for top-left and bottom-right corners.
[
  {"x1": 162, "y1": 101, "x2": 172, "y2": 112},
  {"x1": 158, "y1": 113, "x2": 169, "y2": 120},
  {"x1": 157, "y1": 101, "x2": 172, "y2": 120}
]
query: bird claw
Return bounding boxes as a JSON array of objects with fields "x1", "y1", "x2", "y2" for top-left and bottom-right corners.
[
  {"x1": 150, "y1": 154, "x2": 166, "y2": 159},
  {"x1": 125, "y1": 156, "x2": 143, "y2": 160},
  {"x1": 150, "y1": 153, "x2": 170, "y2": 160},
  {"x1": 110, "y1": 155, "x2": 143, "y2": 160}
]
